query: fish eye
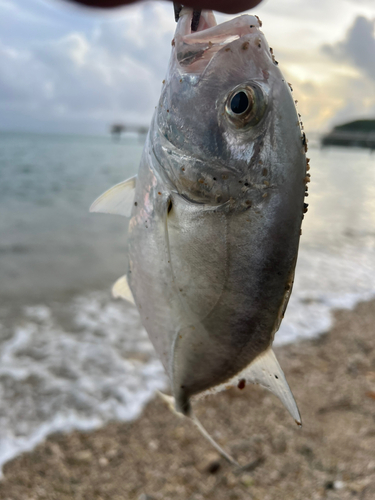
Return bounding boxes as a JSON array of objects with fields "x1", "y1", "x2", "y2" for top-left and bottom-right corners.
[
  {"x1": 225, "y1": 84, "x2": 267, "y2": 129},
  {"x1": 230, "y1": 91, "x2": 250, "y2": 115}
]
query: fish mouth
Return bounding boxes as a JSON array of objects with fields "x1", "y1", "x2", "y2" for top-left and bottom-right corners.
[
  {"x1": 174, "y1": 9, "x2": 263, "y2": 73},
  {"x1": 175, "y1": 9, "x2": 218, "y2": 38}
]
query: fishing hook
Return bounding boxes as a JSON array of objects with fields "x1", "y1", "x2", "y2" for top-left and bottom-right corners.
[{"x1": 173, "y1": 3, "x2": 202, "y2": 32}]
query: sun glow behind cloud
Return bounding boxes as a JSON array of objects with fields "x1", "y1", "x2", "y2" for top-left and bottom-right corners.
[
  {"x1": 232, "y1": 0, "x2": 375, "y2": 132},
  {"x1": 0, "y1": 0, "x2": 374, "y2": 135}
]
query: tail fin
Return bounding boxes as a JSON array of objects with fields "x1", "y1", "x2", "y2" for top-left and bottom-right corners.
[
  {"x1": 190, "y1": 412, "x2": 239, "y2": 466},
  {"x1": 157, "y1": 391, "x2": 238, "y2": 465}
]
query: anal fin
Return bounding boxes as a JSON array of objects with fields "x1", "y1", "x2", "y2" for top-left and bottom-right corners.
[{"x1": 112, "y1": 275, "x2": 135, "y2": 305}]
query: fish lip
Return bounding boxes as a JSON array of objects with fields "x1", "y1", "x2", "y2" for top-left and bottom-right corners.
[
  {"x1": 175, "y1": 8, "x2": 217, "y2": 38},
  {"x1": 173, "y1": 11, "x2": 264, "y2": 74}
]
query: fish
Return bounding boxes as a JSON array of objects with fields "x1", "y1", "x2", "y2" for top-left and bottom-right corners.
[{"x1": 91, "y1": 8, "x2": 308, "y2": 463}]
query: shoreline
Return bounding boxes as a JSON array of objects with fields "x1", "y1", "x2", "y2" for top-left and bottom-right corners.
[{"x1": 1, "y1": 300, "x2": 375, "y2": 500}]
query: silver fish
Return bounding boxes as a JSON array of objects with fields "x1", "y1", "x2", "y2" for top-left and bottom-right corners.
[{"x1": 91, "y1": 8, "x2": 308, "y2": 462}]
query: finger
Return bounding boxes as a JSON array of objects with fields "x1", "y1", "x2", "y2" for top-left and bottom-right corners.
[
  {"x1": 65, "y1": 0, "x2": 263, "y2": 15},
  {"x1": 185, "y1": 0, "x2": 263, "y2": 14}
]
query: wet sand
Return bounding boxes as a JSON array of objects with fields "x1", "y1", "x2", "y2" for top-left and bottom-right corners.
[{"x1": 1, "y1": 300, "x2": 374, "y2": 500}]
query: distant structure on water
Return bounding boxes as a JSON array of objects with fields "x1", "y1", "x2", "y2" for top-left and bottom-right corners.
[
  {"x1": 321, "y1": 120, "x2": 375, "y2": 150},
  {"x1": 110, "y1": 123, "x2": 148, "y2": 140}
]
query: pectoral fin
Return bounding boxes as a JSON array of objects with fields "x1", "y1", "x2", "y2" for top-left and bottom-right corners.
[
  {"x1": 112, "y1": 275, "x2": 135, "y2": 305},
  {"x1": 90, "y1": 175, "x2": 137, "y2": 217}
]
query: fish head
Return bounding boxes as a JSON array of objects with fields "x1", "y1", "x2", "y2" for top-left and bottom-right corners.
[{"x1": 155, "y1": 10, "x2": 303, "y2": 205}]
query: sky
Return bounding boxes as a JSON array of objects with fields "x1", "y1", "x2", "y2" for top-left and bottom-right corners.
[{"x1": 0, "y1": 0, "x2": 374, "y2": 135}]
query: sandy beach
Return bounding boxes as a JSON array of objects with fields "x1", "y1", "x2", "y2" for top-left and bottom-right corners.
[{"x1": 0, "y1": 299, "x2": 374, "y2": 500}]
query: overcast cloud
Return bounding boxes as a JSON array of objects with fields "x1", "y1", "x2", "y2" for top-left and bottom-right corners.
[
  {"x1": 0, "y1": 0, "x2": 374, "y2": 134},
  {"x1": 0, "y1": 1, "x2": 175, "y2": 133},
  {"x1": 322, "y1": 16, "x2": 375, "y2": 81}
]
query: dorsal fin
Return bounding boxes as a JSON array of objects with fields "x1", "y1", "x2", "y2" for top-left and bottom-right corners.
[
  {"x1": 157, "y1": 348, "x2": 301, "y2": 467},
  {"x1": 112, "y1": 275, "x2": 135, "y2": 305},
  {"x1": 196, "y1": 348, "x2": 301, "y2": 426},
  {"x1": 90, "y1": 175, "x2": 137, "y2": 217},
  {"x1": 242, "y1": 348, "x2": 301, "y2": 425}
]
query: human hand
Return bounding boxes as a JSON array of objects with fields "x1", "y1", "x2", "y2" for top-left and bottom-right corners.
[{"x1": 65, "y1": 0, "x2": 263, "y2": 15}]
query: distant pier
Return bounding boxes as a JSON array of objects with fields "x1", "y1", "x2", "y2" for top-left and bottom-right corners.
[{"x1": 110, "y1": 123, "x2": 148, "y2": 140}]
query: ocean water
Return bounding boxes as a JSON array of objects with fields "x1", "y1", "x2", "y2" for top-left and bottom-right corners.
[{"x1": 0, "y1": 131, "x2": 374, "y2": 470}]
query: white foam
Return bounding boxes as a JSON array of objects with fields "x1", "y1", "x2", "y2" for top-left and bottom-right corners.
[
  {"x1": 277, "y1": 240, "x2": 375, "y2": 345},
  {"x1": 0, "y1": 292, "x2": 167, "y2": 473}
]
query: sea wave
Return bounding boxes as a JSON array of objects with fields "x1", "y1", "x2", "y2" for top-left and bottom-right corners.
[
  {"x1": 278, "y1": 239, "x2": 375, "y2": 344},
  {"x1": 0, "y1": 293, "x2": 167, "y2": 473},
  {"x1": 0, "y1": 237, "x2": 374, "y2": 471}
]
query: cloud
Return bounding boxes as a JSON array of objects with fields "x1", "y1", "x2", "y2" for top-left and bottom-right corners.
[
  {"x1": 0, "y1": 1, "x2": 374, "y2": 134},
  {"x1": 0, "y1": 2, "x2": 175, "y2": 133},
  {"x1": 315, "y1": 15, "x2": 375, "y2": 128},
  {"x1": 273, "y1": 15, "x2": 375, "y2": 131},
  {"x1": 344, "y1": 0, "x2": 375, "y2": 5},
  {"x1": 295, "y1": 73, "x2": 375, "y2": 130},
  {"x1": 322, "y1": 16, "x2": 375, "y2": 80}
]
